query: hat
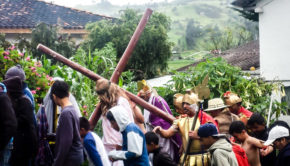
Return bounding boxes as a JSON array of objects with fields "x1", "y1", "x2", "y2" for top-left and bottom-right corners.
[
  {"x1": 5, "y1": 65, "x2": 26, "y2": 81},
  {"x1": 173, "y1": 93, "x2": 184, "y2": 111},
  {"x1": 182, "y1": 92, "x2": 199, "y2": 105},
  {"x1": 205, "y1": 98, "x2": 228, "y2": 112},
  {"x1": 198, "y1": 123, "x2": 226, "y2": 138},
  {"x1": 223, "y1": 91, "x2": 242, "y2": 106},
  {"x1": 264, "y1": 126, "x2": 290, "y2": 146},
  {"x1": 3, "y1": 76, "x2": 23, "y2": 94},
  {"x1": 137, "y1": 80, "x2": 152, "y2": 96}
]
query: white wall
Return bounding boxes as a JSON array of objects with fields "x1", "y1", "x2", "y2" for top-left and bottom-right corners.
[{"x1": 259, "y1": 0, "x2": 290, "y2": 82}]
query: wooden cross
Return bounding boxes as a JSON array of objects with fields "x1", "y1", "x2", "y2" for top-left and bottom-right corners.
[{"x1": 37, "y1": 8, "x2": 175, "y2": 129}]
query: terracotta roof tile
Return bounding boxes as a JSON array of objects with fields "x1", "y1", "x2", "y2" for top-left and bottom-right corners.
[{"x1": 0, "y1": 0, "x2": 114, "y2": 29}]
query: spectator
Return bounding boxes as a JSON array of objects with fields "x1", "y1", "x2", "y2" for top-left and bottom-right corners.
[
  {"x1": 264, "y1": 125, "x2": 290, "y2": 166},
  {"x1": 3, "y1": 76, "x2": 37, "y2": 166},
  {"x1": 223, "y1": 92, "x2": 253, "y2": 125},
  {"x1": 198, "y1": 123, "x2": 238, "y2": 166},
  {"x1": 79, "y1": 117, "x2": 110, "y2": 166},
  {"x1": 145, "y1": 131, "x2": 177, "y2": 166},
  {"x1": 230, "y1": 121, "x2": 266, "y2": 166},
  {"x1": 247, "y1": 113, "x2": 276, "y2": 166},
  {"x1": 0, "y1": 83, "x2": 17, "y2": 165},
  {"x1": 106, "y1": 105, "x2": 150, "y2": 166},
  {"x1": 204, "y1": 98, "x2": 239, "y2": 136},
  {"x1": 50, "y1": 80, "x2": 83, "y2": 166}
]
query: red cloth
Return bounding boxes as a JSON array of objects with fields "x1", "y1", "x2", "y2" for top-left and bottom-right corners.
[
  {"x1": 198, "y1": 111, "x2": 219, "y2": 129},
  {"x1": 232, "y1": 144, "x2": 250, "y2": 166},
  {"x1": 238, "y1": 106, "x2": 253, "y2": 118}
]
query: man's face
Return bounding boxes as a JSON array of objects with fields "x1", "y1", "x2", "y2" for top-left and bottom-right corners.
[
  {"x1": 248, "y1": 123, "x2": 265, "y2": 136},
  {"x1": 79, "y1": 128, "x2": 87, "y2": 138},
  {"x1": 273, "y1": 138, "x2": 287, "y2": 150},
  {"x1": 200, "y1": 136, "x2": 215, "y2": 149},
  {"x1": 209, "y1": 109, "x2": 223, "y2": 117},
  {"x1": 140, "y1": 92, "x2": 150, "y2": 102},
  {"x1": 182, "y1": 103, "x2": 195, "y2": 116},
  {"x1": 52, "y1": 94, "x2": 60, "y2": 106},
  {"x1": 232, "y1": 131, "x2": 246, "y2": 142},
  {"x1": 110, "y1": 121, "x2": 120, "y2": 132},
  {"x1": 229, "y1": 104, "x2": 239, "y2": 114},
  {"x1": 146, "y1": 143, "x2": 156, "y2": 153}
]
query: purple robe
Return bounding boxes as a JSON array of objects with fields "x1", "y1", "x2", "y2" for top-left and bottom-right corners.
[{"x1": 148, "y1": 95, "x2": 182, "y2": 162}]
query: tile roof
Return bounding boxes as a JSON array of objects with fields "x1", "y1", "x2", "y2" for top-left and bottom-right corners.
[
  {"x1": 0, "y1": 0, "x2": 114, "y2": 29},
  {"x1": 177, "y1": 40, "x2": 259, "y2": 71}
]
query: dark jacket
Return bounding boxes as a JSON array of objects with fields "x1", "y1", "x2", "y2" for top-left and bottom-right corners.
[
  {"x1": 275, "y1": 143, "x2": 290, "y2": 166},
  {"x1": 253, "y1": 128, "x2": 276, "y2": 166},
  {"x1": 0, "y1": 84, "x2": 17, "y2": 151},
  {"x1": 3, "y1": 76, "x2": 38, "y2": 166},
  {"x1": 152, "y1": 148, "x2": 177, "y2": 166}
]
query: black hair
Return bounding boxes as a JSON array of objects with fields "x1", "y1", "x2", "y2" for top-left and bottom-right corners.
[
  {"x1": 248, "y1": 113, "x2": 265, "y2": 126},
  {"x1": 50, "y1": 80, "x2": 69, "y2": 98},
  {"x1": 229, "y1": 121, "x2": 246, "y2": 134},
  {"x1": 106, "y1": 111, "x2": 115, "y2": 122},
  {"x1": 269, "y1": 120, "x2": 290, "y2": 131},
  {"x1": 79, "y1": 117, "x2": 90, "y2": 131},
  {"x1": 145, "y1": 132, "x2": 159, "y2": 145}
]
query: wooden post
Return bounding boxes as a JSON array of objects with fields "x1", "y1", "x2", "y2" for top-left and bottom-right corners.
[
  {"x1": 37, "y1": 44, "x2": 175, "y2": 126},
  {"x1": 110, "y1": 8, "x2": 153, "y2": 83}
]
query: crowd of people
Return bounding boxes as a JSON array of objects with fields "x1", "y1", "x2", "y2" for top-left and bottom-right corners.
[{"x1": 1, "y1": 65, "x2": 290, "y2": 166}]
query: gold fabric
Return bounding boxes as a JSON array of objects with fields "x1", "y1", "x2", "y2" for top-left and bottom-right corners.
[{"x1": 173, "y1": 117, "x2": 210, "y2": 166}]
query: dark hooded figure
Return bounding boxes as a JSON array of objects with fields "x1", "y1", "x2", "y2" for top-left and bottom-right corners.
[{"x1": 3, "y1": 76, "x2": 37, "y2": 166}]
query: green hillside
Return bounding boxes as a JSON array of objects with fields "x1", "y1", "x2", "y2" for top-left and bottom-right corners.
[{"x1": 77, "y1": 0, "x2": 254, "y2": 45}]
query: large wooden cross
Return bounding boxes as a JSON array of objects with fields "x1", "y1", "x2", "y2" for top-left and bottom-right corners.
[{"x1": 37, "y1": 8, "x2": 175, "y2": 129}]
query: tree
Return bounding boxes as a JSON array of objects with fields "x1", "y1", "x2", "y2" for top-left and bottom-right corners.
[
  {"x1": 83, "y1": 9, "x2": 173, "y2": 79},
  {"x1": 31, "y1": 23, "x2": 77, "y2": 62},
  {"x1": 185, "y1": 19, "x2": 203, "y2": 50},
  {"x1": 232, "y1": 8, "x2": 258, "y2": 22}
]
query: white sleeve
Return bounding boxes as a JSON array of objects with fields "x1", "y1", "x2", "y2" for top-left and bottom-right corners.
[{"x1": 127, "y1": 131, "x2": 143, "y2": 157}]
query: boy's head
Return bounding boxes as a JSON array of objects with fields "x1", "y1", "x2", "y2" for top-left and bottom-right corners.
[
  {"x1": 106, "y1": 105, "x2": 131, "y2": 132},
  {"x1": 247, "y1": 113, "x2": 266, "y2": 135},
  {"x1": 106, "y1": 111, "x2": 119, "y2": 131},
  {"x1": 198, "y1": 123, "x2": 225, "y2": 149},
  {"x1": 50, "y1": 80, "x2": 70, "y2": 105},
  {"x1": 79, "y1": 117, "x2": 90, "y2": 138},
  {"x1": 145, "y1": 132, "x2": 159, "y2": 153},
  {"x1": 265, "y1": 125, "x2": 290, "y2": 150},
  {"x1": 229, "y1": 121, "x2": 248, "y2": 142}
]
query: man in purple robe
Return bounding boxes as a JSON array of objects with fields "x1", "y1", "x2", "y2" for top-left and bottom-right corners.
[{"x1": 138, "y1": 81, "x2": 181, "y2": 162}]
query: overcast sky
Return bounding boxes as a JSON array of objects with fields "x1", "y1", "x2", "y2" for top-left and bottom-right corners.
[{"x1": 44, "y1": 0, "x2": 171, "y2": 7}]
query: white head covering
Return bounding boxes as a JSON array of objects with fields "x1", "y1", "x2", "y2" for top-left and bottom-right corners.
[
  {"x1": 109, "y1": 105, "x2": 133, "y2": 132},
  {"x1": 264, "y1": 126, "x2": 290, "y2": 146}
]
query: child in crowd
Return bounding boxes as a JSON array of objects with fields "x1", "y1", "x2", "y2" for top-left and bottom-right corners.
[
  {"x1": 198, "y1": 123, "x2": 238, "y2": 166},
  {"x1": 230, "y1": 121, "x2": 266, "y2": 166},
  {"x1": 79, "y1": 117, "x2": 110, "y2": 166},
  {"x1": 106, "y1": 105, "x2": 149, "y2": 166},
  {"x1": 145, "y1": 132, "x2": 177, "y2": 166},
  {"x1": 247, "y1": 113, "x2": 276, "y2": 166}
]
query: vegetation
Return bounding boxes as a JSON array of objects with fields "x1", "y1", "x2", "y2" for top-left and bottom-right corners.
[{"x1": 83, "y1": 9, "x2": 173, "y2": 79}]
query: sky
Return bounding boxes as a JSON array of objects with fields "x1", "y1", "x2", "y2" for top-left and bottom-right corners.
[{"x1": 44, "y1": 0, "x2": 172, "y2": 7}]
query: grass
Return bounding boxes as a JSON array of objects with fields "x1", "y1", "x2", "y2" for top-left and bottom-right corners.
[{"x1": 167, "y1": 59, "x2": 195, "y2": 71}]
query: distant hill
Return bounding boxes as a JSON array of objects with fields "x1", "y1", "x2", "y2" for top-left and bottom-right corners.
[{"x1": 76, "y1": 0, "x2": 257, "y2": 50}]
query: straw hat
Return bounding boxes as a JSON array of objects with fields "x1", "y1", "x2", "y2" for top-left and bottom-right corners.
[
  {"x1": 205, "y1": 98, "x2": 227, "y2": 112},
  {"x1": 223, "y1": 91, "x2": 242, "y2": 106}
]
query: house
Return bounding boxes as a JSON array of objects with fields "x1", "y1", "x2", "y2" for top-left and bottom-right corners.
[
  {"x1": 0, "y1": 0, "x2": 114, "y2": 44},
  {"x1": 177, "y1": 40, "x2": 260, "y2": 72},
  {"x1": 232, "y1": 0, "x2": 290, "y2": 115},
  {"x1": 231, "y1": 0, "x2": 290, "y2": 85}
]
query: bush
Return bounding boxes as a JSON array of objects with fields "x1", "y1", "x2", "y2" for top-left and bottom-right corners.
[{"x1": 0, "y1": 46, "x2": 52, "y2": 111}]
